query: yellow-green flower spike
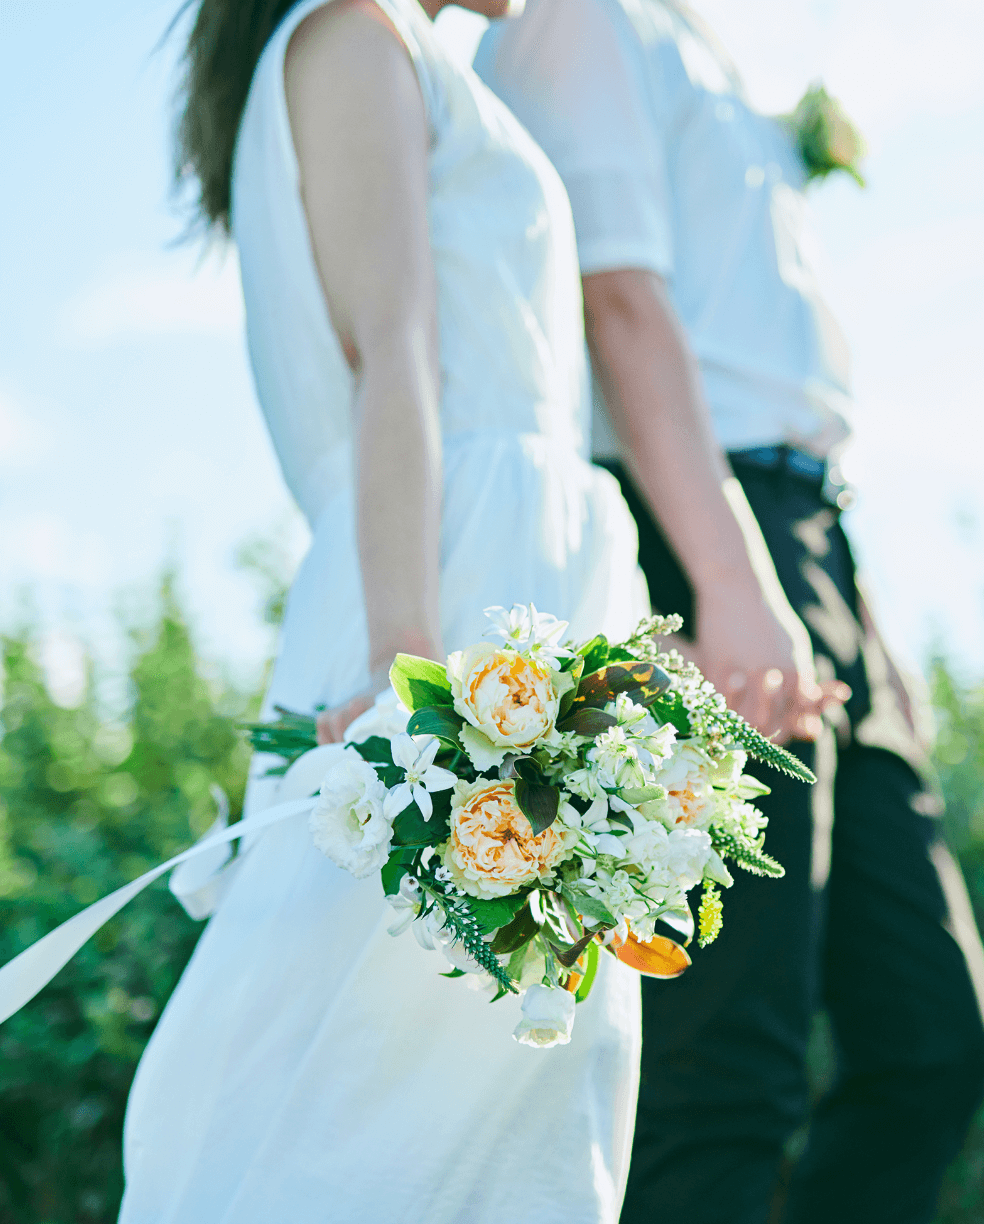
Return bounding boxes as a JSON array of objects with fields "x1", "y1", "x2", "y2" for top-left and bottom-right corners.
[{"x1": 698, "y1": 884, "x2": 724, "y2": 948}]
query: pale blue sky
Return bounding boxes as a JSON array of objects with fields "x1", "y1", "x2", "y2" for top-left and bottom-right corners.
[{"x1": 1, "y1": 0, "x2": 982, "y2": 703}]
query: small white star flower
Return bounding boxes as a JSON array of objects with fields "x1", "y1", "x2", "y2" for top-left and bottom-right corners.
[
  {"x1": 384, "y1": 734, "x2": 457, "y2": 822},
  {"x1": 482, "y1": 603, "x2": 574, "y2": 662}
]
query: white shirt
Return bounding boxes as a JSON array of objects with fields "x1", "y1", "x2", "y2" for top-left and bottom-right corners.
[{"x1": 474, "y1": 0, "x2": 853, "y2": 459}]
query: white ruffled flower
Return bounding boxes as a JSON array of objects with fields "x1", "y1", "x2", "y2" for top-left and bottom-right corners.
[
  {"x1": 595, "y1": 868, "x2": 638, "y2": 914},
  {"x1": 483, "y1": 603, "x2": 574, "y2": 663},
  {"x1": 513, "y1": 984, "x2": 577, "y2": 1048},
  {"x1": 661, "y1": 826, "x2": 715, "y2": 889},
  {"x1": 309, "y1": 749, "x2": 392, "y2": 879},
  {"x1": 383, "y1": 733, "x2": 456, "y2": 821}
]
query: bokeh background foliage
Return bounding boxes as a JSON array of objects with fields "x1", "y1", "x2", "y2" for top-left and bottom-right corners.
[
  {"x1": 0, "y1": 579, "x2": 254, "y2": 1224},
  {"x1": 0, "y1": 581, "x2": 983, "y2": 1223}
]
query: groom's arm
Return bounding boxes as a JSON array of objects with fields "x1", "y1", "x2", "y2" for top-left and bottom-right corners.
[{"x1": 582, "y1": 268, "x2": 830, "y2": 741}]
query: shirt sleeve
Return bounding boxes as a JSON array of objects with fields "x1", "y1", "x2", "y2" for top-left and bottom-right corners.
[{"x1": 474, "y1": 0, "x2": 674, "y2": 278}]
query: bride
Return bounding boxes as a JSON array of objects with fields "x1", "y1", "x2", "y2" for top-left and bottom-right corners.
[{"x1": 118, "y1": 0, "x2": 648, "y2": 1219}]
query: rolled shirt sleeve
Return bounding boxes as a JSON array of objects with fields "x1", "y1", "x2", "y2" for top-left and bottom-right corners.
[{"x1": 474, "y1": 0, "x2": 674, "y2": 278}]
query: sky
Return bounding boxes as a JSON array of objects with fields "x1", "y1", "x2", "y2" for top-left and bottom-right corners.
[{"x1": 1, "y1": 0, "x2": 982, "y2": 705}]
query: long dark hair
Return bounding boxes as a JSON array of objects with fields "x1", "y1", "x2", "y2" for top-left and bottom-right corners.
[{"x1": 173, "y1": 0, "x2": 300, "y2": 231}]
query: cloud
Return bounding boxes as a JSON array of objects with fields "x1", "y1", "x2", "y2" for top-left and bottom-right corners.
[{"x1": 61, "y1": 249, "x2": 245, "y2": 347}]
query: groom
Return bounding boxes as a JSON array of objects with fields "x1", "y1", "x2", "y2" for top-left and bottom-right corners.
[{"x1": 476, "y1": 2, "x2": 984, "y2": 1221}]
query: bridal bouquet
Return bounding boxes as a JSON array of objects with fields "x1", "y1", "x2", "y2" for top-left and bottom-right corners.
[{"x1": 247, "y1": 607, "x2": 813, "y2": 1048}]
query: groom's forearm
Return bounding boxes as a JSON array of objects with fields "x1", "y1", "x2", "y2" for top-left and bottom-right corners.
[{"x1": 581, "y1": 268, "x2": 777, "y2": 601}]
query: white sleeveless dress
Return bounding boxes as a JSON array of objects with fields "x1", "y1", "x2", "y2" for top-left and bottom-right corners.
[{"x1": 119, "y1": 2, "x2": 645, "y2": 1220}]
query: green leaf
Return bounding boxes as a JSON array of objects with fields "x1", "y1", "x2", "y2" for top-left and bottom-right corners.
[
  {"x1": 560, "y1": 884, "x2": 616, "y2": 929},
  {"x1": 577, "y1": 635, "x2": 610, "y2": 674},
  {"x1": 575, "y1": 662, "x2": 673, "y2": 711},
  {"x1": 514, "y1": 777, "x2": 561, "y2": 836},
  {"x1": 550, "y1": 929, "x2": 596, "y2": 968},
  {"x1": 406, "y1": 705, "x2": 464, "y2": 748},
  {"x1": 389, "y1": 654, "x2": 453, "y2": 713},
  {"x1": 558, "y1": 655, "x2": 584, "y2": 721},
  {"x1": 391, "y1": 790, "x2": 451, "y2": 847},
  {"x1": 241, "y1": 710, "x2": 318, "y2": 765},
  {"x1": 271, "y1": 705, "x2": 319, "y2": 732},
  {"x1": 380, "y1": 849, "x2": 412, "y2": 896},
  {"x1": 440, "y1": 967, "x2": 467, "y2": 979},
  {"x1": 466, "y1": 891, "x2": 527, "y2": 935},
  {"x1": 349, "y1": 736, "x2": 394, "y2": 766},
  {"x1": 617, "y1": 783, "x2": 665, "y2": 805},
  {"x1": 506, "y1": 941, "x2": 534, "y2": 984},
  {"x1": 490, "y1": 900, "x2": 543, "y2": 955},
  {"x1": 575, "y1": 939, "x2": 600, "y2": 1002},
  {"x1": 650, "y1": 690, "x2": 692, "y2": 734},
  {"x1": 604, "y1": 646, "x2": 637, "y2": 663},
  {"x1": 557, "y1": 707, "x2": 618, "y2": 736}
]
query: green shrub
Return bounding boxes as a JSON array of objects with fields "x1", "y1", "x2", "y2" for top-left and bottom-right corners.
[
  {"x1": 930, "y1": 657, "x2": 984, "y2": 1221},
  {"x1": 0, "y1": 579, "x2": 255, "y2": 1224}
]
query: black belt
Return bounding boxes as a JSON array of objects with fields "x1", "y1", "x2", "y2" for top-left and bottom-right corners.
[{"x1": 727, "y1": 445, "x2": 856, "y2": 510}]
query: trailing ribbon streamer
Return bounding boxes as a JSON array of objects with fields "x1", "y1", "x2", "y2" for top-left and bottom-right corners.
[{"x1": 0, "y1": 795, "x2": 316, "y2": 1026}]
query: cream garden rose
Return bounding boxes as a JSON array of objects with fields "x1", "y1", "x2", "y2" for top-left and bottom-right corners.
[
  {"x1": 644, "y1": 741, "x2": 717, "y2": 830},
  {"x1": 442, "y1": 778, "x2": 577, "y2": 899},
  {"x1": 447, "y1": 643, "x2": 562, "y2": 770}
]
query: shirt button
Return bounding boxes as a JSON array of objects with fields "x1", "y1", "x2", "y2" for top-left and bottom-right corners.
[
  {"x1": 745, "y1": 165, "x2": 766, "y2": 188},
  {"x1": 715, "y1": 100, "x2": 735, "y2": 122}
]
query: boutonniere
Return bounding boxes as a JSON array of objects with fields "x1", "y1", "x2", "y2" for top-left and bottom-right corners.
[{"x1": 783, "y1": 83, "x2": 867, "y2": 187}]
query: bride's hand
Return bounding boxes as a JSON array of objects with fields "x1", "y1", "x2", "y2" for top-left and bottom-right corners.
[
  {"x1": 315, "y1": 637, "x2": 445, "y2": 744},
  {"x1": 315, "y1": 663, "x2": 396, "y2": 744}
]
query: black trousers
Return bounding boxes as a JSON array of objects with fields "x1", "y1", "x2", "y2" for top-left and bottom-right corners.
[{"x1": 601, "y1": 459, "x2": 984, "y2": 1224}]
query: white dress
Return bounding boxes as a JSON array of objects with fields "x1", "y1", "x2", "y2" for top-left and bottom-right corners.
[{"x1": 119, "y1": 2, "x2": 646, "y2": 1220}]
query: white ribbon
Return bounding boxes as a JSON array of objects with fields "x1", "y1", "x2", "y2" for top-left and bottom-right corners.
[{"x1": 0, "y1": 794, "x2": 317, "y2": 1026}]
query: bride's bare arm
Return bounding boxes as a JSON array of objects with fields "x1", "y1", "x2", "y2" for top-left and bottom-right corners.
[{"x1": 285, "y1": 2, "x2": 444, "y2": 742}]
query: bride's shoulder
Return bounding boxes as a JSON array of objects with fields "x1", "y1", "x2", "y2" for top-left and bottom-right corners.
[
  {"x1": 283, "y1": 0, "x2": 425, "y2": 131},
  {"x1": 282, "y1": 0, "x2": 428, "y2": 170},
  {"x1": 285, "y1": 0, "x2": 406, "y2": 82}
]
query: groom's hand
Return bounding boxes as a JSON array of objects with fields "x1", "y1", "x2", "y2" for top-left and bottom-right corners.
[{"x1": 670, "y1": 584, "x2": 850, "y2": 744}]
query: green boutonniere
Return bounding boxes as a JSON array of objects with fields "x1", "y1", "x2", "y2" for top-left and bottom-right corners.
[{"x1": 783, "y1": 82, "x2": 867, "y2": 187}]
